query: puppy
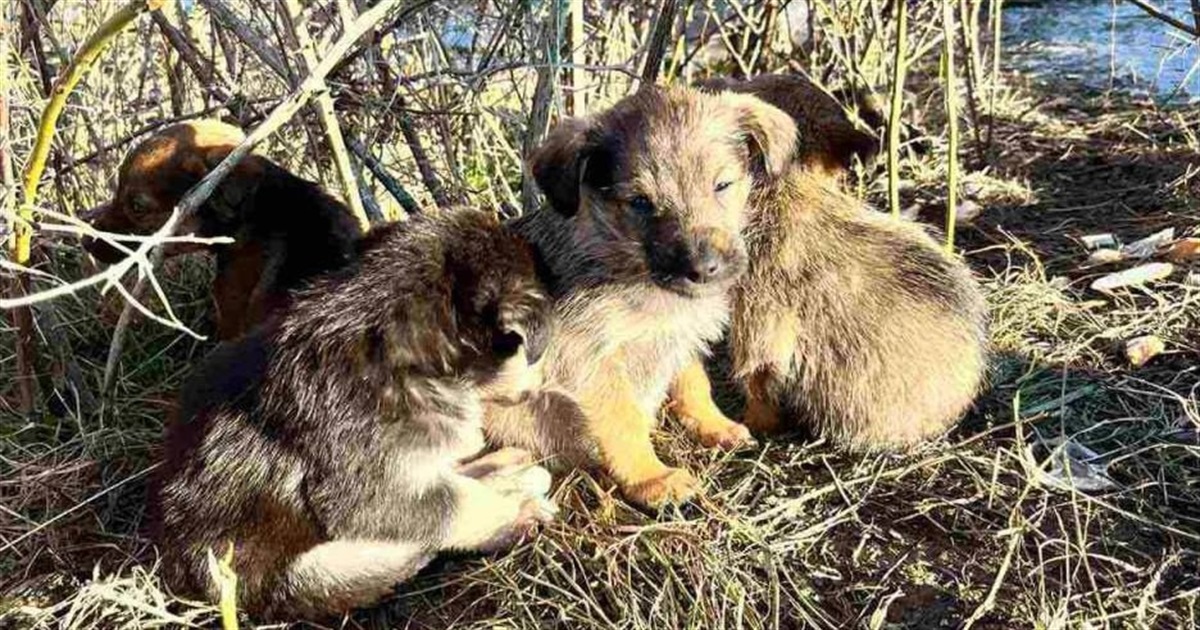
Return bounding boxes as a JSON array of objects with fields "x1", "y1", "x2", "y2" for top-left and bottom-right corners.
[
  {"x1": 676, "y1": 165, "x2": 988, "y2": 448},
  {"x1": 152, "y1": 209, "x2": 556, "y2": 620},
  {"x1": 82, "y1": 120, "x2": 362, "y2": 339},
  {"x1": 696, "y1": 74, "x2": 880, "y2": 176},
  {"x1": 483, "y1": 85, "x2": 797, "y2": 508}
]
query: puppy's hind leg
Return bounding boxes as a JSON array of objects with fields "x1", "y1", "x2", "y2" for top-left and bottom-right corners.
[
  {"x1": 668, "y1": 359, "x2": 756, "y2": 451},
  {"x1": 277, "y1": 540, "x2": 437, "y2": 619},
  {"x1": 741, "y1": 370, "x2": 785, "y2": 436}
]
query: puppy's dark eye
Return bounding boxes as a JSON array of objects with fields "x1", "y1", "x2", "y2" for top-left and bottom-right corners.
[
  {"x1": 629, "y1": 195, "x2": 655, "y2": 217},
  {"x1": 714, "y1": 180, "x2": 734, "y2": 193}
]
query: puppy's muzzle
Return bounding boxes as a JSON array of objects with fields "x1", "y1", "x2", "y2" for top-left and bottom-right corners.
[
  {"x1": 677, "y1": 227, "x2": 746, "y2": 291},
  {"x1": 646, "y1": 223, "x2": 747, "y2": 295}
]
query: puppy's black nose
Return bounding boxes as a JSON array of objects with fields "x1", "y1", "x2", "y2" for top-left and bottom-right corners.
[{"x1": 685, "y1": 239, "x2": 724, "y2": 284}]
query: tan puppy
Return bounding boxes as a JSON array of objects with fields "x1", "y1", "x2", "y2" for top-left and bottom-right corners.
[
  {"x1": 673, "y1": 165, "x2": 988, "y2": 448},
  {"x1": 484, "y1": 85, "x2": 797, "y2": 509}
]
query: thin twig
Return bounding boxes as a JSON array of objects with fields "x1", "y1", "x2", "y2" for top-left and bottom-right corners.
[
  {"x1": 641, "y1": 0, "x2": 680, "y2": 84},
  {"x1": 198, "y1": 0, "x2": 294, "y2": 80},
  {"x1": 521, "y1": 0, "x2": 561, "y2": 215},
  {"x1": 1126, "y1": 0, "x2": 1199, "y2": 36},
  {"x1": 1, "y1": 0, "x2": 36, "y2": 414},
  {"x1": 396, "y1": 94, "x2": 455, "y2": 209},
  {"x1": 281, "y1": 0, "x2": 370, "y2": 231},
  {"x1": 886, "y1": 0, "x2": 907, "y2": 217},
  {"x1": 568, "y1": 0, "x2": 587, "y2": 115},
  {"x1": 346, "y1": 135, "x2": 420, "y2": 216},
  {"x1": 942, "y1": 0, "x2": 960, "y2": 252},
  {"x1": 151, "y1": 10, "x2": 256, "y2": 124}
]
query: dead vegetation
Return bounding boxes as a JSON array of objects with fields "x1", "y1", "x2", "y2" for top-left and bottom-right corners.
[{"x1": 2, "y1": 0, "x2": 1200, "y2": 628}]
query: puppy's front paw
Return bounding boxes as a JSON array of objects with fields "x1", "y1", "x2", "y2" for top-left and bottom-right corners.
[
  {"x1": 481, "y1": 495, "x2": 558, "y2": 553},
  {"x1": 514, "y1": 464, "x2": 553, "y2": 498},
  {"x1": 694, "y1": 420, "x2": 758, "y2": 451},
  {"x1": 624, "y1": 468, "x2": 701, "y2": 509},
  {"x1": 519, "y1": 495, "x2": 559, "y2": 524}
]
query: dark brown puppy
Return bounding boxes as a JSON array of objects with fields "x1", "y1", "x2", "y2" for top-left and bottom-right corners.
[
  {"x1": 696, "y1": 74, "x2": 879, "y2": 176},
  {"x1": 483, "y1": 85, "x2": 796, "y2": 508},
  {"x1": 82, "y1": 120, "x2": 362, "y2": 339},
  {"x1": 153, "y1": 209, "x2": 555, "y2": 620}
]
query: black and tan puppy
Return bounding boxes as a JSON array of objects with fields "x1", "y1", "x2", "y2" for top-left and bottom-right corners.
[
  {"x1": 82, "y1": 120, "x2": 362, "y2": 339},
  {"x1": 483, "y1": 85, "x2": 796, "y2": 508},
  {"x1": 152, "y1": 209, "x2": 555, "y2": 620},
  {"x1": 696, "y1": 74, "x2": 880, "y2": 176}
]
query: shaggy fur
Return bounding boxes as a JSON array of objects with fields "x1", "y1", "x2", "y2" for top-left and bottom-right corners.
[
  {"x1": 152, "y1": 209, "x2": 555, "y2": 620},
  {"x1": 82, "y1": 120, "x2": 362, "y2": 339},
  {"x1": 483, "y1": 85, "x2": 796, "y2": 508},
  {"x1": 726, "y1": 169, "x2": 988, "y2": 447}
]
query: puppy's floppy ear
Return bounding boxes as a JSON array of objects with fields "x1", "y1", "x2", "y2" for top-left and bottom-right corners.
[
  {"x1": 200, "y1": 146, "x2": 265, "y2": 223},
  {"x1": 528, "y1": 117, "x2": 595, "y2": 216},
  {"x1": 721, "y1": 92, "x2": 798, "y2": 180}
]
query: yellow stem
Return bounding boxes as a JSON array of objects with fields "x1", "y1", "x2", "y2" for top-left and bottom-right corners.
[{"x1": 13, "y1": 0, "x2": 164, "y2": 264}]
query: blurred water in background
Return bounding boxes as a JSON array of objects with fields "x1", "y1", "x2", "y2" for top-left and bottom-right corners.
[{"x1": 1004, "y1": 0, "x2": 1200, "y2": 103}]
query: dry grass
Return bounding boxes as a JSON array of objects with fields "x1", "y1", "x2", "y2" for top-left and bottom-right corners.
[{"x1": 3, "y1": 1, "x2": 1200, "y2": 629}]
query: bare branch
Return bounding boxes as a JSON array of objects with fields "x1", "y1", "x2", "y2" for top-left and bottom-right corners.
[
  {"x1": 281, "y1": 0, "x2": 370, "y2": 231},
  {"x1": 199, "y1": 0, "x2": 295, "y2": 80},
  {"x1": 346, "y1": 135, "x2": 420, "y2": 216},
  {"x1": 1126, "y1": 0, "x2": 1199, "y2": 36},
  {"x1": 641, "y1": 0, "x2": 681, "y2": 84}
]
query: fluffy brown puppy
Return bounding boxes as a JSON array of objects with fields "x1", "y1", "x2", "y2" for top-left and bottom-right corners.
[
  {"x1": 82, "y1": 120, "x2": 362, "y2": 339},
  {"x1": 682, "y1": 165, "x2": 988, "y2": 448},
  {"x1": 152, "y1": 209, "x2": 555, "y2": 620},
  {"x1": 483, "y1": 85, "x2": 796, "y2": 509},
  {"x1": 696, "y1": 74, "x2": 879, "y2": 176}
]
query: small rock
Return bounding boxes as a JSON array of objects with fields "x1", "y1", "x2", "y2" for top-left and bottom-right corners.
[
  {"x1": 956, "y1": 199, "x2": 982, "y2": 223},
  {"x1": 1125, "y1": 335, "x2": 1165, "y2": 367}
]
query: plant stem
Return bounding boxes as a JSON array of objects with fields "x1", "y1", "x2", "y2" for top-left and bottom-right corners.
[
  {"x1": 281, "y1": 0, "x2": 370, "y2": 231},
  {"x1": 886, "y1": 0, "x2": 907, "y2": 217},
  {"x1": 15, "y1": 0, "x2": 165, "y2": 265},
  {"x1": 943, "y1": 0, "x2": 960, "y2": 252}
]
